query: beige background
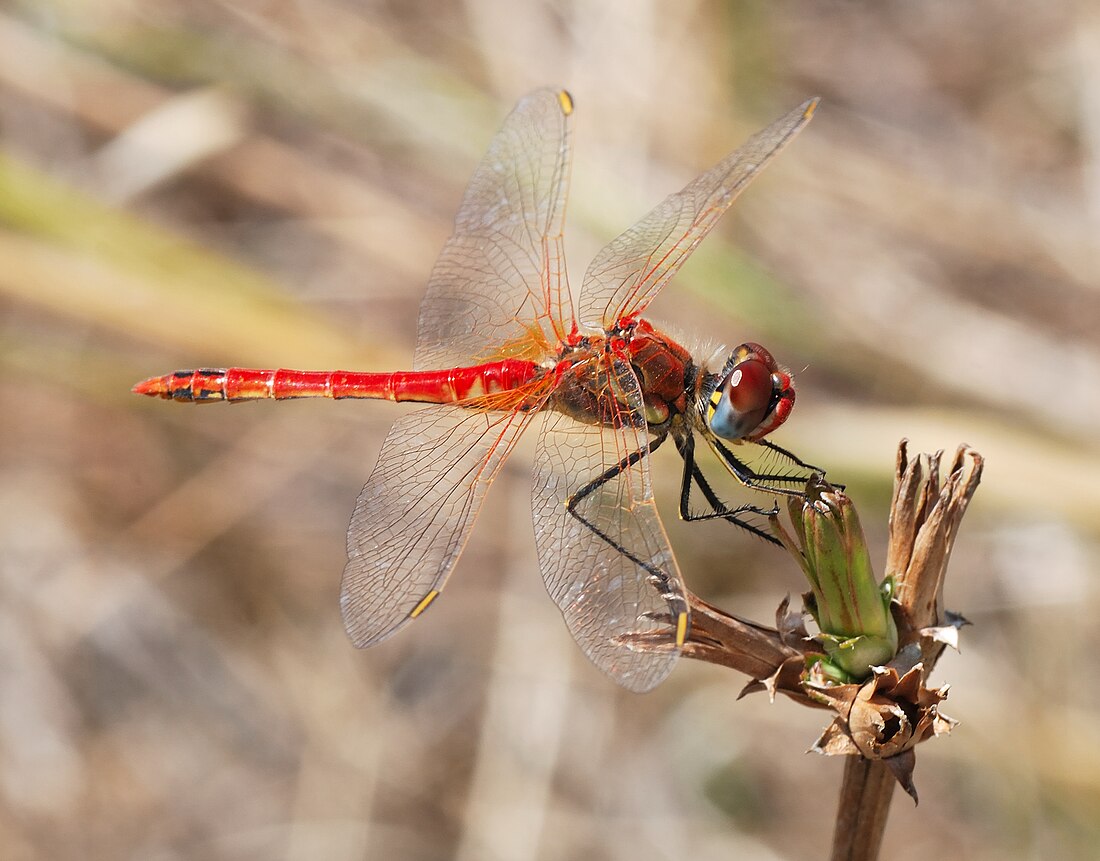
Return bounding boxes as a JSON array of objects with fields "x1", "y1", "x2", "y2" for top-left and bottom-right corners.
[{"x1": 0, "y1": 1, "x2": 1097, "y2": 859}]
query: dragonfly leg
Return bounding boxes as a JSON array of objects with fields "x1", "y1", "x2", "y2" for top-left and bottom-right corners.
[
  {"x1": 564, "y1": 434, "x2": 688, "y2": 619},
  {"x1": 709, "y1": 437, "x2": 820, "y2": 497},
  {"x1": 754, "y1": 439, "x2": 843, "y2": 489},
  {"x1": 675, "y1": 432, "x2": 781, "y2": 545}
]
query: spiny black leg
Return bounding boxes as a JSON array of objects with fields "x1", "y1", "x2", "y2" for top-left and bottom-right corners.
[
  {"x1": 677, "y1": 433, "x2": 774, "y2": 519},
  {"x1": 710, "y1": 438, "x2": 813, "y2": 497},
  {"x1": 674, "y1": 432, "x2": 780, "y2": 545},
  {"x1": 567, "y1": 433, "x2": 666, "y2": 509},
  {"x1": 564, "y1": 434, "x2": 687, "y2": 627},
  {"x1": 755, "y1": 439, "x2": 843, "y2": 489},
  {"x1": 755, "y1": 438, "x2": 821, "y2": 471}
]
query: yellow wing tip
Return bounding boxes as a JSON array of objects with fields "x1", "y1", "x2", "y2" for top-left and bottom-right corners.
[
  {"x1": 675, "y1": 611, "x2": 688, "y2": 647},
  {"x1": 409, "y1": 589, "x2": 441, "y2": 619},
  {"x1": 803, "y1": 97, "x2": 821, "y2": 120},
  {"x1": 558, "y1": 90, "x2": 574, "y2": 116}
]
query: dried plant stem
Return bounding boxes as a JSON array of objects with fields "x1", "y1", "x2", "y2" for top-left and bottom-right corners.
[{"x1": 831, "y1": 758, "x2": 895, "y2": 861}]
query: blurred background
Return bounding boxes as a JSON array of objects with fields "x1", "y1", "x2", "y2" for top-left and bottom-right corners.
[{"x1": 1, "y1": 1, "x2": 1098, "y2": 859}]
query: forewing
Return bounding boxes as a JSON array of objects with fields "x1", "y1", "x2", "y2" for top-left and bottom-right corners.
[
  {"x1": 415, "y1": 89, "x2": 575, "y2": 370},
  {"x1": 342, "y1": 396, "x2": 548, "y2": 647},
  {"x1": 531, "y1": 356, "x2": 686, "y2": 692},
  {"x1": 579, "y1": 98, "x2": 818, "y2": 329}
]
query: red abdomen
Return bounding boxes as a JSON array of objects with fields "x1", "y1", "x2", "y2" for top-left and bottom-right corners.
[{"x1": 133, "y1": 360, "x2": 543, "y2": 405}]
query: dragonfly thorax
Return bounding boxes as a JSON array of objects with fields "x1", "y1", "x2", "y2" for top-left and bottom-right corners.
[
  {"x1": 544, "y1": 322, "x2": 697, "y2": 432},
  {"x1": 701, "y1": 342, "x2": 794, "y2": 443}
]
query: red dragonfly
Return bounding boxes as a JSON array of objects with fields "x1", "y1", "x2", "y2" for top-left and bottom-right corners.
[{"x1": 135, "y1": 89, "x2": 821, "y2": 692}]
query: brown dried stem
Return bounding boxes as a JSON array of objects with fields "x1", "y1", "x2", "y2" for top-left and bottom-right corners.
[
  {"x1": 677, "y1": 593, "x2": 823, "y2": 708},
  {"x1": 831, "y1": 755, "x2": 897, "y2": 861}
]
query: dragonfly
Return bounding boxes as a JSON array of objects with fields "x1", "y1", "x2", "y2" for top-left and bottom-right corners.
[{"x1": 134, "y1": 89, "x2": 823, "y2": 692}]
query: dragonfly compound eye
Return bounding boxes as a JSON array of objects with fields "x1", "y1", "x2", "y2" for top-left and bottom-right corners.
[
  {"x1": 706, "y1": 342, "x2": 796, "y2": 442},
  {"x1": 708, "y1": 359, "x2": 773, "y2": 441}
]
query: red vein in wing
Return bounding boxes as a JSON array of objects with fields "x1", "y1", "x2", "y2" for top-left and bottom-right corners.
[
  {"x1": 424, "y1": 386, "x2": 554, "y2": 556},
  {"x1": 616, "y1": 208, "x2": 709, "y2": 323},
  {"x1": 378, "y1": 383, "x2": 554, "y2": 581}
]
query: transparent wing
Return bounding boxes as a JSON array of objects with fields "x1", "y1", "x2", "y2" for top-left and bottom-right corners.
[
  {"x1": 342, "y1": 90, "x2": 573, "y2": 645},
  {"x1": 578, "y1": 98, "x2": 818, "y2": 330},
  {"x1": 342, "y1": 394, "x2": 549, "y2": 646},
  {"x1": 414, "y1": 88, "x2": 575, "y2": 370},
  {"x1": 531, "y1": 354, "x2": 686, "y2": 692}
]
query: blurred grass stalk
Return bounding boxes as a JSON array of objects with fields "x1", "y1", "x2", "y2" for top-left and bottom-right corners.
[{"x1": 0, "y1": 150, "x2": 368, "y2": 372}]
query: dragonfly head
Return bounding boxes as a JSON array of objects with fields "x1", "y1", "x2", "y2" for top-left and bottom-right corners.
[{"x1": 702, "y1": 343, "x2": 794, "y2": 442}]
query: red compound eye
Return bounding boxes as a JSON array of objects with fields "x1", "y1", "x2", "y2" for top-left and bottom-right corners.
[
  {"x1": 709, "y1": 358, "x2": 775, "y2": 441},
  {"x1": 726, "y1": 359, "x2": 772, "y2": 419}
]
